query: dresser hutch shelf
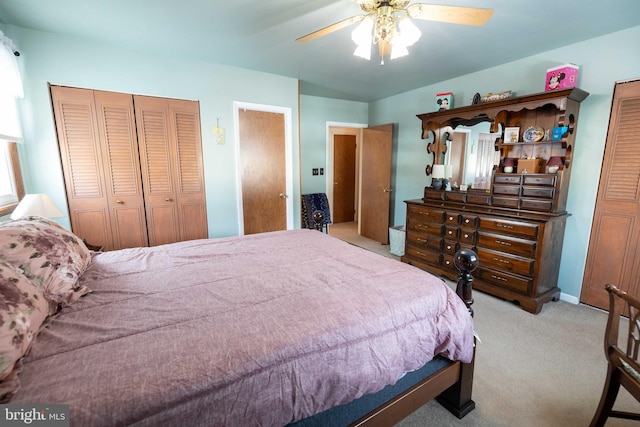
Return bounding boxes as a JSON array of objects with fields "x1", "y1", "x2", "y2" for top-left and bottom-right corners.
[{"x1": 402, "y1": 88, "x2": 588, "y2": 314}]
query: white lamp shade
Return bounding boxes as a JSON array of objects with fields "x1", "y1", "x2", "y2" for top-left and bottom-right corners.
[
  {"x1": 431, "y1": 164, "x2": 446, "y2": 179},
  {"x1": 10, "y1": 194, "x2": 65, "y2": 220},
  {"x1": 444, "y1": 164, "x2": 453, "y2": 178}
]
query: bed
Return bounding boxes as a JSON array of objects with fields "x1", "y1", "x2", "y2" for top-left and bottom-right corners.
[{"x1": 0, "y1": 216, "x2": 476, "y2": 426}]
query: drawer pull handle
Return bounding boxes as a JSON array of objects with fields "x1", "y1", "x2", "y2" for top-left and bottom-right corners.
[
  {"x1": 496, "y1": 223, "x2": 514, "y2": 229},
  {"x1": 491, "y1": 274, "x2": 508, "y2": 282},
  {"x1": 417, "y1": 251, "x2": 428, "y2": 257},
  {"x1": 492, "y1": 257, "x2": 511, "y2": 265},
  {"x1": 417, "y1": 238, "x2": 429, "y2": 243},
  {"x1": 465, "y1": 219, "x2": 470, "y2": 224},
  {"x1": 449, "y1": 216, "x2": 454, "y2": 221},
  {"x1": 464, "y1": 233, "x2": 470, "y2": 238},
  {"x1": 417, "y1": 224, "x2": 430, "y2": 229},
  {"x1": 495, "y1": 240, "x2": 512, "y2": 246},
  {"x1": 446, "y1": 245, "x2": 452, "y2": 250},
  {"x1": 448, "y1": 230, "x2": 454, "y2": 235},
  {"x1": 445, "y1": 260, "x2": 451, "y2": 265}
]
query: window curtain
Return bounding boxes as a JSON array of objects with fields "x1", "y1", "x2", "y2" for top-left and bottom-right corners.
[
  {"x1": 0, "y1": 31, "x2": 23, "y2": 142},
  {"x1": 474, "y1": 132, "x2": 499, "y2": 189}
]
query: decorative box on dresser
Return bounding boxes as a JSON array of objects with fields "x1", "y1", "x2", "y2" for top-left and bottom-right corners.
[{"x1": 401, "y1": 88, "x2": 589, "y2": 314}]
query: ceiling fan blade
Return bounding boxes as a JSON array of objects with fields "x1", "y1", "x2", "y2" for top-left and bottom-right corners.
[
  {"x1": 296, "y1": 15, "x2": 364, "y2": 42},
  {"x1": 407, "y1": 4, "x2": 493, "y2": 26}
]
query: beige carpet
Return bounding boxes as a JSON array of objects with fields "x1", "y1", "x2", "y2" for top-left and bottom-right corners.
[{"x1": 329, "y1": 222, "x2": 637, "y2": 427}]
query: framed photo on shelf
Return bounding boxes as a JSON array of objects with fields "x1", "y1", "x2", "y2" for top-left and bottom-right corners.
[{"x1": 504, "y1": 127, "x2": 520, "y2": 143}]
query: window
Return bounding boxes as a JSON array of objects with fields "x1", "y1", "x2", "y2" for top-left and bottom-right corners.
[
  {"x1": 0, "y1": 31, "x2": 25, "y2": 217},
  {"x1": 0, "y1": 140, "x2": 24, "y2": 216}
]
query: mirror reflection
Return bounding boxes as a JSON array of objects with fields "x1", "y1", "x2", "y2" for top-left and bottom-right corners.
[{"x1": 443, "y1": 122, "x2": 501, "y2": 191}]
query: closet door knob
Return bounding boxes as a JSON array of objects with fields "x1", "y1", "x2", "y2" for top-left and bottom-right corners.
[
  {"x1": 165, "y1": 198, "x2": 173, "y2": 202},
  {"x1": 115, "y1": 200, "x2": 124, "y2": 204}
]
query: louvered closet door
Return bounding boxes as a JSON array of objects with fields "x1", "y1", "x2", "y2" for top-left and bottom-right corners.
[
  {"x1": 52, "y1": 87, "x2": 148, "y2": 251},
  {"x1": 93, "y1": 91, "x2": 148, "y2": 249},
  {"x1": 51, "y1": 86, "x2": 114, "y2": 249},
  {"x1": 134, "y1": 96, "x2": 207, "y2": 246},
  {"x1": 580, "y1": 80, "x2": 640, "y2": 310}
]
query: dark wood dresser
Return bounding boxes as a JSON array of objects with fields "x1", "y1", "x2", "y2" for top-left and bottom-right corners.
[{"x1": 402, "y1": 88, "x2": 588, "y2": 314}]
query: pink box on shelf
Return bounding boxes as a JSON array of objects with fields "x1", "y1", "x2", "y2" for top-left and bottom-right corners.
[{"x1": 545, "y1": 64, "x2": 579, "y2": 92}]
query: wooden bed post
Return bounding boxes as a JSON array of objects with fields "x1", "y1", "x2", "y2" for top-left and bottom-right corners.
[{"x1": 437, "y1": 248, "x2": 478, "y2": 418}]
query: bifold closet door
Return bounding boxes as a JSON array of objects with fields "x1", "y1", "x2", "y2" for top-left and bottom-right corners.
[
  {"x1": 134, "y1": 95, "x2": 208, "y2": 246},
  {"x1": 51, "y1": 86, "x2": 148, "y2": 251}
]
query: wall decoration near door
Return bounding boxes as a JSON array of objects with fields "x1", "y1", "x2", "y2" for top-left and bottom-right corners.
[{"x1": 51, "y1": 86, "x2": 207, "y2": 251}]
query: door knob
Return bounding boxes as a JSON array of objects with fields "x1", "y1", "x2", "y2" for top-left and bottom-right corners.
[
  {"x1": 383, "y1": 188, "x2": 393, "y2": 193},
  {"x1": 279, "y1": 193, "x2": 288, "y2": 199},
  {"x1": 165, "y1": 198, "x2": 173, "y2": 202},
  {"x1": 115, "y1": 200, "x2": 124, "y2": 204}
]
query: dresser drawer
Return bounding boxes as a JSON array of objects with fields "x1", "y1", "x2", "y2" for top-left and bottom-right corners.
[
  {"x1": 477, "y1": 267, "x2": 532, "y2": 295},
  {"x1": 445, "y1": 225, "x2": 459, "y2": 239},
  {"x1": 424, "y1": 189, "x2": 445, "y2": 201},
  {"x1": 521, "y1": 186, "x2": 554, "y2": 199},
  {"x1": 477, "y1": 247, "x2": 534, "y2": 277},
  {"x1": 445, "y1": 191, "x2": 466, "y2": 203},
  {"x1": 477, "y1": 231, "x2": 537, "y2": 258},
  {"x1": 408, "y1": 204, "x2": 445, "y2": 222},
  {"x1": 405, "y1": 245, "x2": 441, "y2": 266},
  {"x1": 520, "y1": 198, "x2": 554, "y2": 212},
  {"x1": 406, "y1": 231, "x2": 443, "y2": 251},
  {"x1": 408, "y1": 218, "x2": 445, "y2": 236},
  {"x1": 466, "y1": 193, "x2": 492, "y2": 205},
  {"x1": 460, "y1": 214, "x2": 478, "y2": 227},
  {"x1": 493, "y1": 185, "x2": 520, "y2": 196},
  {"x1": 491, "y1": 196, "x2": 519, "y2": 209},
  {"x1": 523, "y1": 174, "x2": 556, "y2": 186},
  {"x1": 442, "y1": 255, "x2": 458, "y2": 272},
  {"x1": 478, "y1": 217, "x2": 539, "y2": 239},
  {"x1": 494, "y1": 174, "x2": 522, "y2": 185},
  {"x1": 446, "y1": 212, "x2": 461, "y2": 225},
  {"x1": 460, "y1": 228, "x2": 476, "y2": 244},
  {"x1": 443, "y1": 239, "x2": 459, "y2": 255}
]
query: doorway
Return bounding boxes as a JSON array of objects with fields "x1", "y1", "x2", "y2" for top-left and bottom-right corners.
[
  {"x1": 234, "y1": 102, "x2": 294, "y2": 235},
  {"x1": 325, "y1": 122, "x2": 393, "y2": 244}
]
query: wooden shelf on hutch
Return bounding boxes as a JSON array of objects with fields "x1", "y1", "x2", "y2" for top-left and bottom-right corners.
[{"x1": 402, "y1": 88, "x2": 588, "y2": 314}]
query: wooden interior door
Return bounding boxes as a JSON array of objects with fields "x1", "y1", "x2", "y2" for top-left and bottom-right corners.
[
  {"x1": 360, "y1": 124, "x2": 393, "y2": 244},
  {"x1": 580, "y1": 80, "x2": 640, "y2": 310},
  {"x1": 333, "y1": 134, "x2": 356, "y2": 223},
  {"x1": 238, "y1": 109, "x2": 287, "y2": 234}
]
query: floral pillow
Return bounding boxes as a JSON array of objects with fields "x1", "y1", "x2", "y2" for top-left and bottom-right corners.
[
  {"x1": 0, "y1": 260, "x2": 50, "y2": 402},
  {"x1": 0, "y1": 216, "x2": 92, "y2": 314}
]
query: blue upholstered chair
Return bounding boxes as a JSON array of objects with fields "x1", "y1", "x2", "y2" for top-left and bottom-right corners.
[{"x1": 301, "y1": 193, "x2": 331, "y2": 233}]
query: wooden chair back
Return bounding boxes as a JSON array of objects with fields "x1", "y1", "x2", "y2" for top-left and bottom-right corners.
[{"x1": 589, "y1": 284, "x2": 640, "y2": 426}]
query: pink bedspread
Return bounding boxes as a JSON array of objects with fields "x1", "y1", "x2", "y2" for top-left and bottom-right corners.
[{"x1": 12, "y1": 229, "x2": 473, "y2": 426}]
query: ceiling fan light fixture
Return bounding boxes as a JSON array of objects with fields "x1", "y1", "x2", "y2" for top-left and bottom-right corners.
[
  {"x1": 397, "y1": 16, "x2": 421, "y2": 47},
  {"x1": 352, "y1": 17, "x2": 374, "y2": 46},
  {"x1": 390, "y1": 40, "x2": 409, "y2": 60},
  {"x1": 353, "y1": 42, "x2": 372, "y2": 60}
]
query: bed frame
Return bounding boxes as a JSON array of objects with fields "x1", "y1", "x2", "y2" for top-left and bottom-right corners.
[{"x1": 351, "y1": 248, "x2": 478, "y2": 426}]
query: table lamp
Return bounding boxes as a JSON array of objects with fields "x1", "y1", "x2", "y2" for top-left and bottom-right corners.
[
  {"x1": 10, "y1": 194, "x2": 65, "y2": 220},
  {"x1": 546, "y1": 156, "x2": 563, "y2": 173},
  {"x1": 431, "y1": 164, "x2": 445, "y2": 190},
  {"x1": 503, "y1": 157, "x2": 516, "y2": 173}
]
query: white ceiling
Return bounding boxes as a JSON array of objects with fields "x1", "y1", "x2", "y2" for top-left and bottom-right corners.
[{"x1": 1, "y1": 0, "x2": 638, "y2": 102}]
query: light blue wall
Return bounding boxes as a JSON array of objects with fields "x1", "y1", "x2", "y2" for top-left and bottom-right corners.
[
  {"x1": 369, "y1": 25, "x2": 640, "y2": 302},
  {"x1": 6, "y1": 25, "x2": 300, "y2": 237},
  {"x1": 7, "y1": 20, "x2": 640, "y2": 302},
  {"x1": 300, "y1": 95, "x2": 368, "y2": 194}
]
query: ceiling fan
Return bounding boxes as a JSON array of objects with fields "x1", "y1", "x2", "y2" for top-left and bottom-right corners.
[{"x1": 297, "y1": 1, "x2": 493, "y2": 64}]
